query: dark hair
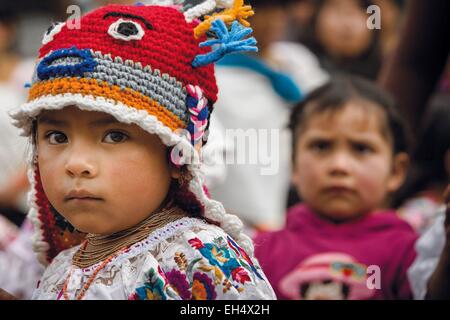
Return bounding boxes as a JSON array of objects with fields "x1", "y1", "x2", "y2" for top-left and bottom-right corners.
[
  {"x1": 392, "y1": 93, "x2": 450, "y2": 207},
  {"x1": 288, "y1": 74, "x2": 409, "y2": 161}
]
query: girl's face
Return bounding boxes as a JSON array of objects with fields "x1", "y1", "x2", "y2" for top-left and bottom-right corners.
[
  {"x1": 316, "y1": 0, "x2": 372, "y2": 59},
  {"x1": 37, "y1": 106, "x2": 177, "y2": 235},
  {"x1": 292, "y1": 101, "x2": 408, "y2": 221}
]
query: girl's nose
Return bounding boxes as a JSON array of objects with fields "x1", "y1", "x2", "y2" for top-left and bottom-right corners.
[
  {"x1": 65, "y1": 154, "x2": 98, "y2": 179},
  {"x1": 328, "y1": 151, "x2": 352, "y2": 176}
]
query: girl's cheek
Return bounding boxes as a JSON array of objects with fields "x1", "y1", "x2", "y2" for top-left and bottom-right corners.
[
  {"x1": 296, "y1": 154, "x2": 324, "y2": 186},
  {"x1": 39, "y1": 150, "x2": 66, "y2": 191},
  {"x1": 40, "y1": 167, "x2": 59, "y2": 203},
  {"x1": 354, "y1": 158, "x2": 390, "y2": 199}
]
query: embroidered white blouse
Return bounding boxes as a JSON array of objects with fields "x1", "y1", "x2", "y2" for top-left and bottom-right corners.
[{"x1": 32, "y1": 217, "x2": 276, "y2": 300}]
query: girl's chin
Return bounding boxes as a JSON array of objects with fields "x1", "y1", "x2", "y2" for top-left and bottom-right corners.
[{"x1": 64, "y1": 217, "x2": 113, "y2": 235}]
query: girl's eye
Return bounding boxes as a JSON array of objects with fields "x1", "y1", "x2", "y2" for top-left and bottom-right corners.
[
  {"x1": 46, "y1": 131, "x2": 68, "y2": 144},
  {"x1": 353, "y1": 143, "x2": 374, "y2": 155},
  {"x1": 103, "y1": 131, "x2": 128, "y2": 143},
  {"x1": 310, "y1": 140, "x2": 331, "y2": 152}
]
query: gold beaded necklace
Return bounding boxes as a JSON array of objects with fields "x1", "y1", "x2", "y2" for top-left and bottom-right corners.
[{"x1": 62, "y1": 202, "x2": 187, "y2": 300}]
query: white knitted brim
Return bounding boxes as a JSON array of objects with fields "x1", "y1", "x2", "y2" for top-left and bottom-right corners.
[{"x1": 10, "y1": 93, "x2": 253, "y2": 264}]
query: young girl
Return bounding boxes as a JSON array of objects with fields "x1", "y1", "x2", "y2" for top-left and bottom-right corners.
[
  {"x1": 7, "y1": 1, "x2": 275, "y2": 300},
  {"x1": 254, "y1": 75, "x2": 418, "y2": 299}
]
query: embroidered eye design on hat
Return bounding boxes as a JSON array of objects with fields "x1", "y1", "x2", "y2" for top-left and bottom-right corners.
[
  {"x1": 42, "y1": 22, "x2": 66, "y2": 45},
  {"x1": 108, "y1": 18, "x2": 145, "y2": 41},
  {"x1": 104, "y1": 11, "x2": 153, "y2": 41}
]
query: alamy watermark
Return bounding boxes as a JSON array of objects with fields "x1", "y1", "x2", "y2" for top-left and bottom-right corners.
[
  {"x1": 63, "y1": 3, "x2": 383, "y2": 30},
  {"x1": 65, "y1": 5, "x2": 81, "y2": 30},
  {"x1": 367, "y1": 5, "x2": 381, "y2": 30},
  {"x1": 367, "y1": 265, "x2": 381, "y2": 290},
  {"x1": 171, "y1": 128, "x2": 282, "y2": 176}
]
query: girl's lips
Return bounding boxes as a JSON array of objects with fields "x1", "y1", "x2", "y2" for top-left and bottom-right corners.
[
  {"x1": 64, "y1": 189, "x2": 103, "y2": 201},
  {"x1": 66, "y1": 198, "x2": 103, "y2": 206},
  {"x1": 323, "y1": 186, "x2": 355, "y2": 195}
]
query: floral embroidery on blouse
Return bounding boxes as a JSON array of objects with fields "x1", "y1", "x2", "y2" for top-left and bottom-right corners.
[
  {"x1": 129, "y1": 266, "x2": 180, "y2": 300},
  {"x1": 33, "y1": 218, "x2": 275, "y2": 300},
  {"x1": 129, "y1": 235, "x2": 266, "y2": 300}
]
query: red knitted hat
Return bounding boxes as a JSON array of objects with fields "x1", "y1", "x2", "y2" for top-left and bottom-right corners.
[{"x1": 10, "y1": 0, "x2": 257, "y2": 265}]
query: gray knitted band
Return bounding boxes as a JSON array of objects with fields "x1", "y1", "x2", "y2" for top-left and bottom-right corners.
[{"x1": 32, "y1": 50, "x2": 189, "y2": 124}]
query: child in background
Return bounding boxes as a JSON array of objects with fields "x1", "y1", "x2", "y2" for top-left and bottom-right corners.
[
  {"x1": 394, "y1": 94, "x2": 450, "y2": 234},
  {"x1": 0, "y1": 6, "x2": 32, "y2": 227},
  {"x1": 5, "y1": 2, "x2": 275, "y2": 300},
  {"x1": 254, "y1": 75, "x2": 417, "y2": 299},
  {"x1": 301, "y1": 0, "x2": 382, "y2": 79},
  {"x1": 211, "y1": 0, "x2": 328, "y2": 231},
  {"x1": 0, "y1": 6, "x2": 43, "y2": 300},
  {"x1": 371, "y1": 0, "x2": 403, "y2": 57}
]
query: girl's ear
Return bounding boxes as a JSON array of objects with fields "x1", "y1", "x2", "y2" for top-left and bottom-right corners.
[{"x1": 387, "y1": 152, "x2": 409, "y2": 193}]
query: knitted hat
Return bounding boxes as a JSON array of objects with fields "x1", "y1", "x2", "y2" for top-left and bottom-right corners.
[{"x1": 10, "y1": 0, "x2": 257, "y2": 265}]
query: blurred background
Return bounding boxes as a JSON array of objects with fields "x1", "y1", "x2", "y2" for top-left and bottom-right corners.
[
  {"x1": 1, "y1": 0, "x2": 449, "y2": 230},
  {"x1": 0, "y1": 0, "x2": 449, "y2": 299},
  {"x1": 1, "y1": 0, "x2": 449, "y2": 232}
]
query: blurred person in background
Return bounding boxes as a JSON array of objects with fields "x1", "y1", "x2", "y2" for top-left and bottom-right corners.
[
  {"x1": 9, "y1": 0, "x2": 72, "y2": 58},
  {"x1": 371, "y1": 0, "x2": 404, "y2": 57},
  {"x1": 285, "y1": 0, "x2": 317, "y2": 45},
  {"x1": 210, "y1": 0, "x2": 328, "y2": 232},
  {"x1": 394, "y1": 94, "x2": 450, "y2": 234},
  {"x1": 0, "y1": 2, "x2": 81, "y2": 217},
  {"x1": 0, "y1": 4, "x2": 46, "y2": 300},
  {"x1": 379, "y1": 0, "x2": 450, "y2": 139},
  {"x1": 0, "y1": 5, "x2": 31, "y2": 227},
  {"x1": 378, "y1": 0, "x2": 450, "y2": 300},
  {"x1": 284, "y1": 0, "x2": 398, "y2": 208},
  {"x1": 298, "y1": 0, "x2": 382, "y2": 79},
  {"x1": 255, "y1": 75, "x2": 417, "y2": 300},
  {"x1": 408, "y1": 186, "x2": 450, "y2": 299},
  {"x1": 258, "y1": 0, "x2": 329, "y2": 94},
  {"x1": 0, "y1": 217, "x2": 44, "y2": 299}
]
